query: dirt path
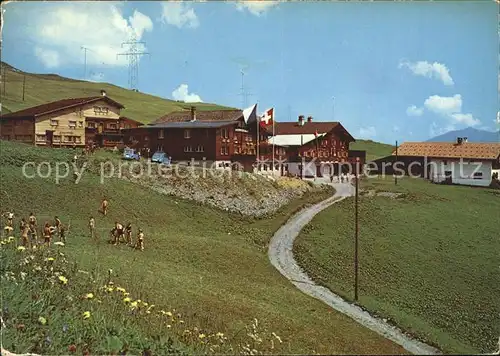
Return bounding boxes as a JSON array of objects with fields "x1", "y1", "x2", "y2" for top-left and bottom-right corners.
[{"x1": 268, "y1": 182, "x2": 441, "y2": 355}]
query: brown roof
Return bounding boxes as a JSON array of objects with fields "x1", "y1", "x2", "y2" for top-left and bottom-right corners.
[
  {"x1": 119, "y1": 116, "x2": 144, "y2": 126},
  {"x1": 152, "y1": 109, "x2": 243, "y2": 124},
  {"x1": 394, "y1": 142, "x2": 500, "y2": 160},
  {"x1": 269, "y1": 121, "x2": 355, "y2": 141},
  {"x1": 1, "y1": 96, "x2": 124, "y2": 119}
]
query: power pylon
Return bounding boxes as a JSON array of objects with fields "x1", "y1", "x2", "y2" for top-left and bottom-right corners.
[{"x1": 117, "y1": 34, "x2": 150, "y2": 90}]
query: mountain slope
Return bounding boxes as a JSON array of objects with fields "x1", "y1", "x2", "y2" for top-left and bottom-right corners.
[
  {"x1": 350, "y1": 139, "x2": 395, "y2": 161},
  {"x1": 0, "y1": 62, "x2": 236, "y2": 124},
  {"x1": 427, "y1": 127, "x2": 499, "y2": 143}
]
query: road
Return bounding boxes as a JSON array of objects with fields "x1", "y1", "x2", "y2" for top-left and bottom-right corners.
[{"x1": 268, "y1": 182, "x2": 441, "y2": 355}]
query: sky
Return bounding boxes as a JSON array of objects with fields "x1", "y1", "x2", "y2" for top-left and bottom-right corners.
[{"x1": 2, "y1": 0, "x2": 499, "y2": 144}]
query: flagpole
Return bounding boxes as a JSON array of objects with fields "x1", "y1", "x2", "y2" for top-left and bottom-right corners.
[
  {"x1": 256, "y1": 112, "x2": 260, "y2": 172},
  {"x1": 272, "y1": 110, "x2": 275, "y2": 174}
]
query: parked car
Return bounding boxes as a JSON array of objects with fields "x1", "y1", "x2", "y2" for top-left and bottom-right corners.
[
  {"x1": 151, "y1": 151, "x2": 171, "y2": 166},
  {"x1": 123, "y1": 147, "x2": 140, "y2": 161}
]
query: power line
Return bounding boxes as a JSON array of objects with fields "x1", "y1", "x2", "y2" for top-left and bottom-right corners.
[{"x1": 117, "y1": 34, "x2": 150, "y2": 91}]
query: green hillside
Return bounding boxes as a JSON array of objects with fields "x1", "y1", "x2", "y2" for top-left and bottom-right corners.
[
  {"x1": 0, "y1": 62, "x2": 235, "y2": 124},
  {"x1": 351, "y1": 139, "x2": 394, "y2": 161},
  {"x1": 0, "y1": 141, "x2": 404, "y2": 355},
  {"x1": 295, "y1": 177, "x2": 500, "y2": 354}
]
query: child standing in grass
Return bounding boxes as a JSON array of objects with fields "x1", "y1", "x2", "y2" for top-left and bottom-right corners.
[
  {"x1": 101, "y1": 198, "x2": 108, "y2": 216},
  {"x1": 135, "y1": 229, "x2": 144, "y2": 251},
  {"x1": 89, "y1": 216, "x2": 95, "y2": 239},
  {"x1": 43, "y1": 222, "x2": 56, "y2": 247},
  {"x1": 125, "y1": 223, "x2": 132, "y2": 245}
]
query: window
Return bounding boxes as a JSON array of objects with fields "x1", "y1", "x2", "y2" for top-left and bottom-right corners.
[
  {"x1": 221, "y1": 128, "x2": 228, "y2": 139},
  {"x1": 36, "y1": 134, "x2": 46, "y2": 142},
  {"x1": 443, "y1": 160, "x2": 448, "y2": 165},
  {"x1": 108, "y1": 123, "x2": 118, "y2": 130},
  {"x1": 444, "y1": 171, "x2": 453, "y2": 178},
  {"x1": 87, "y1": 122, "x2": 96, "y2": 129},
  {"x1": 129, "y1": 136, "x2": 135, "y2": 142},
  {"x1": 68, "y1": 121, "x2": 77, "y2": 128},
  {"x1": 473, "y1": 172, "x2": 483, "y2": 179},
  {"x1": 158, "y1": 129, "x2": 164, "y2": 139},
  {"x1": 221, "y1": 145, "x2": 229, "y2": 156},
  {"x1": 78, "y1": 121, "x2": 84, "y2": 128},
  {"x1": 93, "y1": 106, "x2": 109, "y2": 115},
  {"x1": 196, "y1": 145, "x2": 204, "y2": 152},
  {"x1": 184, "y1": 129, "x2": 191, "y2": 139},
  {"x1": 53, "y1": 135, "x2": 61, "y2": 142},
  {"x1": 50, "y1": 119, "x2": 59, "y2": 126},
  {"x1": 184, "y1": 146, "x2": 193, "y2": 152},
  {"x1": 125, "y1": 124, "x2": 131, "y2": 129},
  {"x1": 234, "y1": 146, "x2": 240, "y2": 154}
]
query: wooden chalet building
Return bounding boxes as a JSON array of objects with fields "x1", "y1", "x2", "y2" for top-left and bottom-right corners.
[
  {"x1": 263, "y1": 115, "x2": 357, "y2": 177},
  {"x1": 122, "y1": 106, "x2": 265, "y2": 170},
  {"x1": 0, "y1": 90, "x2": 142, "y2": 148}
]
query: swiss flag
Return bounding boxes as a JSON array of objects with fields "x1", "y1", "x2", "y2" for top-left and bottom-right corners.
[
  {"x1": 259, "y1": 108, "x2": 274, "y2": 128},
  {"x1": 314, "y1": 130, "x2": 318, "y2": 137}
]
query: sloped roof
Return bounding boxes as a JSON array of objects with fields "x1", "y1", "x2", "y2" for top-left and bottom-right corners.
[
  {"x1": 394, "y1": 142, "x2": 500, "y2": 160},
  {"x1": 1, "y1": 96, "x2": 124, "y2": 119},
  {"x1": 268, "y1": 133, "x2": 327, "y2": 147},
  {"x1": 119, "y1": 116, "x2": 144, "y2": 126},
  {"x1": 153, "y1": 109, "x2": 243, "y2": 124},
  {"x1": 149, "y1": 120, "x2": 238, "y2": 129},
  {"x1": 262, "y1": 121, "x2": 355, "y2": 142}
]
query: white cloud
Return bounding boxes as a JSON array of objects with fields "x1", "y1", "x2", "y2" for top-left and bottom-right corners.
[
  {"x1": 161, "y1": 2, "x2": 199, "y2": 29},
  {"x1": 424, "y1": 94, "x2": 462, "y2": 115},
  {"x1": 423, "y1": 94, "x2": 480, "y2": 127},
  {"x1": 399, "y1": 60, "x2": 454, "y2": 86},
  {"x1": 406, "y1": 105, "x2": 423, "y2": 117},
  {"x1": 234, "y1": 0, "x2": 280, "y2": 16},
  {"x1": 27, "y1": 3, "x2": 153, "y2": 69},
  {"x1": 172, "y1": 84, "x2": 203, "y2": 103},
  {"x1": 430, "y1": 122, "x2": 456, "y2": 137},
  {"x1": 449, "y1": 113, "x2": 480, "y2": 126},
  {"x1": 34, "y1": 47, "x2": 60, "y2": 68},
  {"x1": 358, "y1": 126, "x2": 377, "y2": 139}
]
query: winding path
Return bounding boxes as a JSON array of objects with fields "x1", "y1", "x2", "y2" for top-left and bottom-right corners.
[{"x1": 268, "y1": 182, "x2": 441, "y2": 355}]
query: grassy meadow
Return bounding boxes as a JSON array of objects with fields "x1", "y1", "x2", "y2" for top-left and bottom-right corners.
[
  {"x1": 1, "y1": 62, "x2": 234, "y2": 123},
  {"x1": 294, "y1": 176, "x2": 500, "y2": 354},
  {"x1": 350, "y1": 139, "x2": 395, "y2": 161},
  {"x1": 0, "y1": 141, "x2": 405, "y2": 355}
]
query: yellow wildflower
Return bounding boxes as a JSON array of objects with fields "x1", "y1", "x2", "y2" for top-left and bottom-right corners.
[
  {"x1": 216, "y1": 332, "x2": 224, "y2": 338},
  {"x1": 165, "y1": 311, "x2": 173, "y2": 317},
  {"x1": 179, "y1": 320, "x2": 185, "y2": 324},
  {"x1": 84, "y1": 293, "x2": 94, "y2": 299},
  {"x1": 17, "y1": 246, "x2": 26, "y2": 251},
  {"x1": 130, "y1": 301, "x2": 138, "y2": 308},
  {"x1": 106, "y1": 286, "x2": 114, "y2": 293},
  {"x1": 199, "y1": 333, "x2": 206, "y2": 339},
  {"x1": 166, "y1": 324, "x2": 171, "y2": 328},
  {"x1": 1, "y1": 241, "x2": 6, "y2": 245},
  {"x1": 123, "y1": 297, "x2": 131, "y2": 303},
  {"x1": 38, "y1": 316, "x2": 47, "y2": 325},
  {"x1": 82, "y1": 311, "x2": 91, "y2": 319},
  {"x1": 116, "y1": 287, "x2": 126, "y2": 293},
  {"x1": 123, "y1": 292, "x2": 130, "y2": 297},
  {"x1": 58, "y1": 275, "x2": 68, "y2": 285},
  {"x1": 44, "y1": 257, "x2": 55, "y2": 262},
  {"x1": 7, "y1": 236, "x2": 14, "y2": 242}
]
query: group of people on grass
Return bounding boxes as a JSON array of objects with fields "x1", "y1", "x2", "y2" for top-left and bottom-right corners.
[{"x1": 1, "y1": 198, "x2": 145, "y2": 251}]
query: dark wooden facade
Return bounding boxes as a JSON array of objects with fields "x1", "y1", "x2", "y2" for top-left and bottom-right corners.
[{"x1": 86, "y1": 116, "x2": 143, "y2": 148}]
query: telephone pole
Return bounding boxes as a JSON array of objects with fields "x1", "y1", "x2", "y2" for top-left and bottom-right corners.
[
  {"x1": 395, "y1": 140, "x2": 398, "y2": 185},
  {"x1": 117, "y1": 35, "x2": 150, "y2": 91},
  {"x1": 354, "y1": 157, "x2": 360, "y2": 302},
  {"x1": 22, "y1": 74, "x2": 26, "y2": 101}
]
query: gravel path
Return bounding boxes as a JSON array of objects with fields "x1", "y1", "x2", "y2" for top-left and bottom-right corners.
[{"x1": 268, "y1": 182, "x2": 441, "y2": 355}]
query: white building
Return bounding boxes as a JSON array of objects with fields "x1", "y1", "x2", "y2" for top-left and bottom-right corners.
[{"x1": 396, "y1": 139, "x2": 500, "y2": 187}]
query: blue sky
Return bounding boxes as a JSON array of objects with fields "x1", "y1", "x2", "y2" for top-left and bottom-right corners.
[{"x1": 2, "y1": 0, "x2": 498, "y2": 144}]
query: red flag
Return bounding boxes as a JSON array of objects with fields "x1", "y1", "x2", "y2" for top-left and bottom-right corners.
[
  {"x1": 314, "y1": 130, "x2": 318, "y2": 137},
  {"x1": 259, "y1": 108, "x2": 274, "y2": 128}
]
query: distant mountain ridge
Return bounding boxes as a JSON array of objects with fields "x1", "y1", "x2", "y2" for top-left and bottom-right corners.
[{"x1": 427, "y1": 127, "x2": 499, "y2": 143}]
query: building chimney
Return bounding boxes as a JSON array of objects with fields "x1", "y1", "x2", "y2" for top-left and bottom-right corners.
[
  {"x1": 457, "y1": 137, "x2": 463, "y2": 144},
  {"x1": 190, "y1": 106, "x2": 196, "y2": 121},
  {"x1": 100, "y1": 89, "x2": 107, "y2": 97},
  {"x1": 298, "y1": 115, "x2": 305, "y2": 126},
  {"x1": 463, "y1": 137, "x2": 468, "y2": 143},
  {"x1": 307, "y1": 116, "x2": 313, "y2": 123}
]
